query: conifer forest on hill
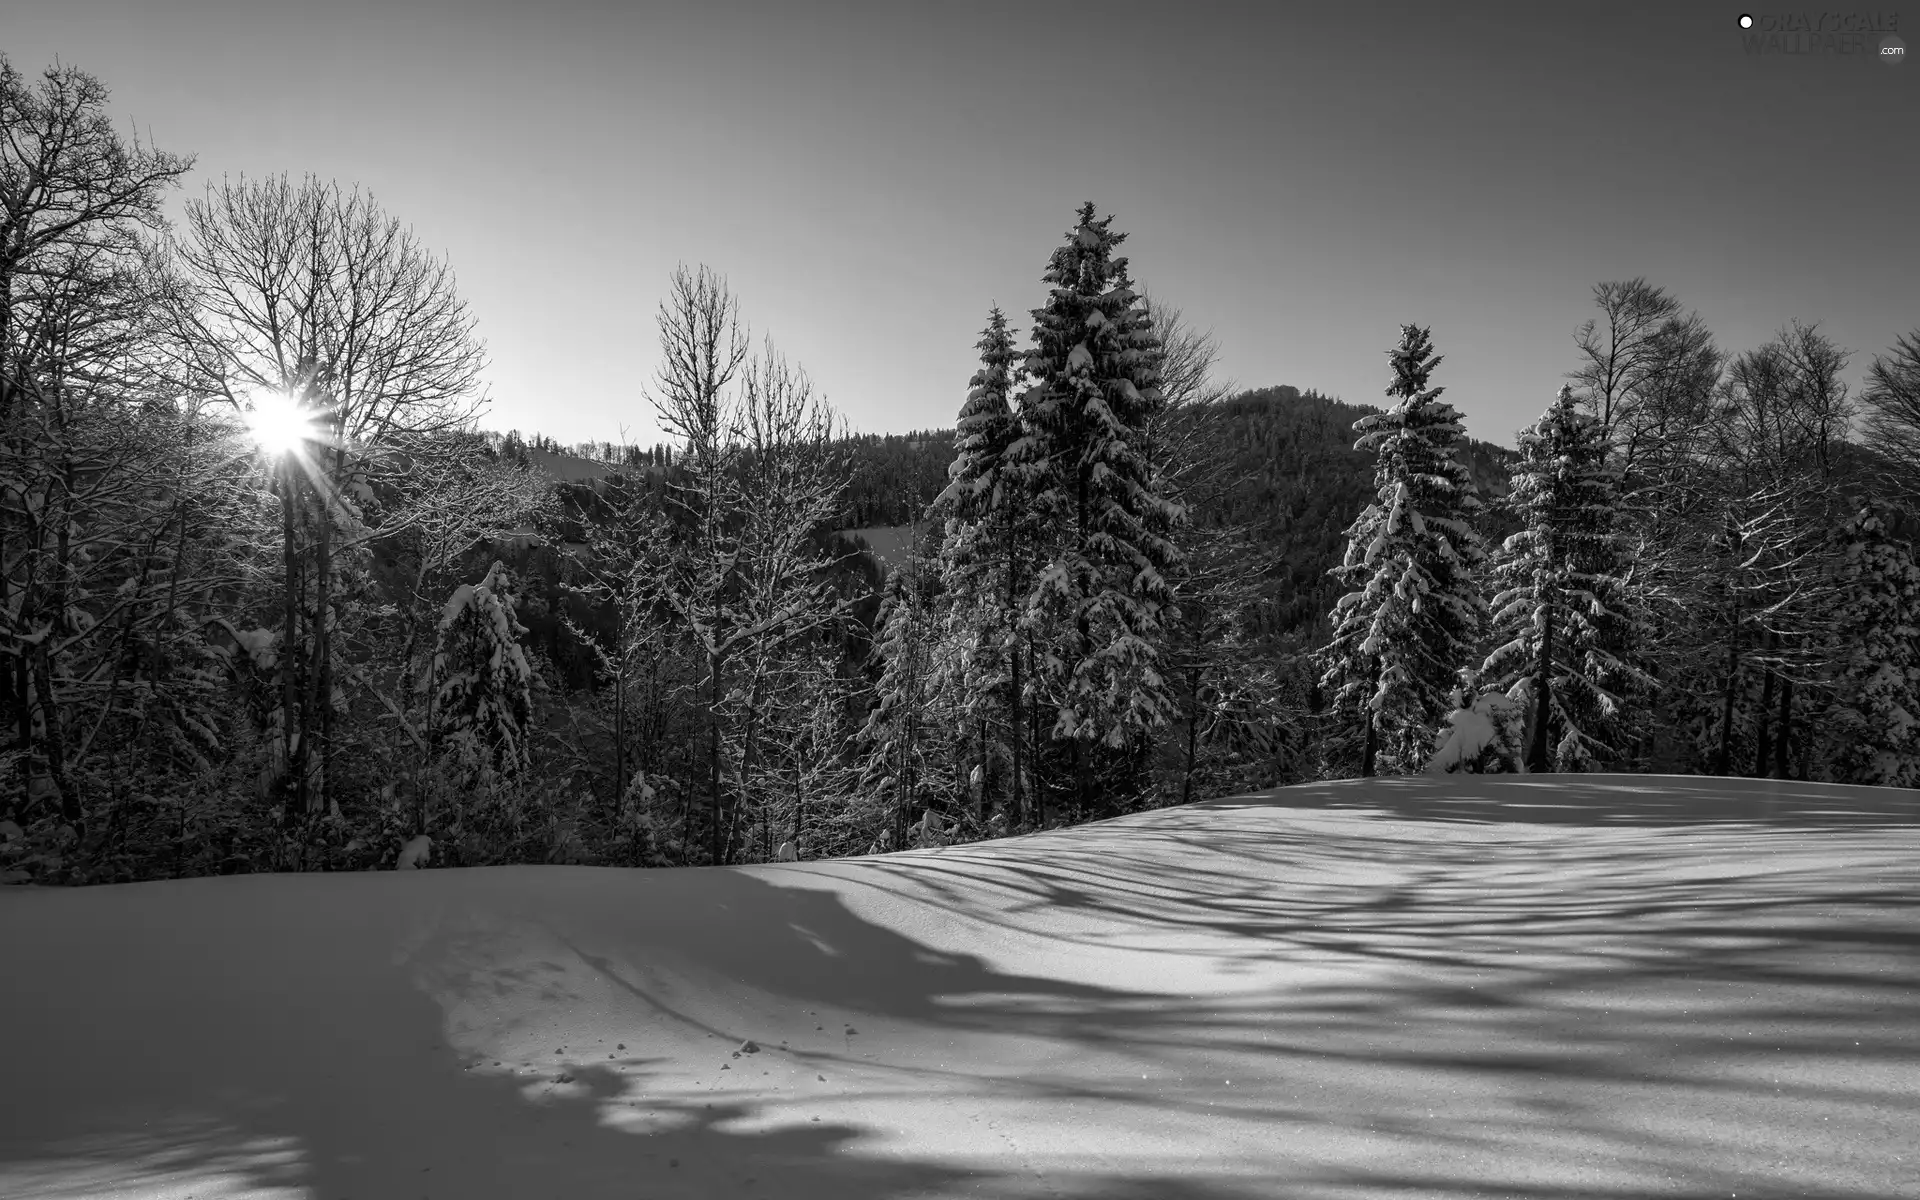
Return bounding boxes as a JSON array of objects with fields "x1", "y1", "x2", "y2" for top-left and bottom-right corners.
[{"x1": 5, "y1": 55, "x2": 1920, "y2": 886}]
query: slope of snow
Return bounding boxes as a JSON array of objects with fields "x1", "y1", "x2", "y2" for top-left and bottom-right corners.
[{"x1": 2, "y1": 775, "x2": 1915, "y2": 1199}]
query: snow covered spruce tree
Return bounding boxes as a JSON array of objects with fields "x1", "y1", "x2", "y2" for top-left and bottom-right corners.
[
  {"x1": 1477, "y1": 384, "x2": 1646, "y2": 771},
  {"x1": 1012, "y1": 203, "x2": 1185, "y2": 818},
  {"x1": 1318, "y1": 324, "x2": 1489, "y2": 776},
  {"x1": 1426, "y1": 672, "x2": 1528, "y2": 774},
  {"x1": 421, "y1": 560, "x2": 536, "y2": 782},
  {"x1": 929, "y1": 305, "x2": 1031, "y2": 828},
  {"x1": 1822, "y1": 506, "x2": 1920, "y2": 786},
  {"x1": 859, "y1": 543, "x2": 958, "y2": 851}
]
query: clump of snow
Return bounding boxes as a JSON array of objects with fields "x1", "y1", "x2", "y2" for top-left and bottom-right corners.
[
  {"x1": 439, "y1": 583, "x2": 476, "y2": 628},
  {"x1": 232, "y1": 626, "x2": 279, "y2": 669},
  {"x1": 912, "y1": 808, "x2": 951, "y2": 849},
  {"x1": 395, "y1": 834, "x2": 433, "y2": 869},
  {"x1": 773, "y1": 841, "x2": 798, "y2": 862},
  {"x1": 1428, "y1": 690, "x2": 1527, "y2": 774}
]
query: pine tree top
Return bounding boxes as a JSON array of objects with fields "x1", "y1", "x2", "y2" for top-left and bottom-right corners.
[{"x1": 1387, "y1": 324, "x2": 1444, "y2": 402}]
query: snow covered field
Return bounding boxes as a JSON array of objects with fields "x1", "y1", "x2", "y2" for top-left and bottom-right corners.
[{"x1": 2, "y1": 775, "x2": 1915, "y2": 1200}]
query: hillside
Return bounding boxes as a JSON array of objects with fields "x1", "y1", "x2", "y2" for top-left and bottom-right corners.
[
  {"x1": 481, "y1": 385, "x2": 1518, "y2": 676},
  {"x1": 3, "y1": 774, "x2": 1912, "y2": 1198},
  {"x1": 812, "y1": 386, "x2": 1520, "y2": 637}
]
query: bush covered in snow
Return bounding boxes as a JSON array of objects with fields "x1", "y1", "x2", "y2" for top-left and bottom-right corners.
[{"x1": 1427, "y1": 683, "x2": 1528, "y2": 774}]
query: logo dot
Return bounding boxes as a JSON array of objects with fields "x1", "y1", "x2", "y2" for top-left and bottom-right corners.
[{"x1": 1738, "y1": 13, "x2": 1754, "y2": 28}]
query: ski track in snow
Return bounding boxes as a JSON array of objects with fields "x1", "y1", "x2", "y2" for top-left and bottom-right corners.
[{"x1": 0, "y1": 773, "x2": 1916, "y2": 1199}]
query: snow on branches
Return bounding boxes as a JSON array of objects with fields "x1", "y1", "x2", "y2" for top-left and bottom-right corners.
[
  {"x1": 1319, "y1": 324, "x2": 1488, "y2": 775},
  {"x1": 1480, "y1": 384, "x2": 1646, "y2": 772}
]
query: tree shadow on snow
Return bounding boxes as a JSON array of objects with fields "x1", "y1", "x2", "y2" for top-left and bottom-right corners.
[
  {"x1": 1, "y1": 774, "x2": 1915, "y2": 1199},
  {"x1": 1253, "y1": 770, "x2": 1920, "y2": 828},
  {"x1": 0, "y1": 864, "x2": 1341, "y2": 1200},
  {"x1": 828, "y1": 777, "x2": 1920, "y2": 1197}
]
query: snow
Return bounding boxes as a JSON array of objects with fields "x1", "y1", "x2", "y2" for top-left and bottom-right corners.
[
  {"x1": 396, "y1": 835, "x2": 433, "y2": 869},
  {"x1": 1430, "y1": 702, "x2": 1500, "y2": 771},
  {"x1": 1427, "y1": 690, "x2": 1526, "y2": 773},
  {"x1": 439, "y1": 583, "x2": 475, "y2": 627},
  {"x1": 231, "y1": 627, "x2": 278, "y2": 669},
  {"x1": 2, "y1": 775, "x2": 1916, "y2": 1199}
]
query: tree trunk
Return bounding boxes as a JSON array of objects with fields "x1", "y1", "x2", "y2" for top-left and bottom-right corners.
[
  {"x1": 1360, "y1": 658, "x2": 1380, "y2": 778},
  {"x1": 897, "y1": 665, "x2": 919, "y2": 849},
  {"x1": 707, "y1": 655, "x2": 722, "y2": 866},
  {"x1": 280, "y1": 464, "x2": 303, "y2": 817},
  {"x1": 303, "y1": 450, "x2": 335, "y2": 819},
  {"x1": 1796, "y1": 696, "x2": 1814, "y2": 781},
  {"x1": 12, "y1": 658, "x2": 28, "y2": 759},
  {"x1": 1008, "y1": 607, "x2": 1025, "y2": 829},
  {"x1": 1774, "y1": 675, "x2": 1794, "y2": 780},
  {"x1": 1528, "y1": 603, "x2": 1556, "y2": 773},
  {"x1": 977, "y1": 718, "x2": 989, "y2": 822},
  {"x1": 1713, "y1": 603, "x2": 1741, "y2": 777},
  {"x1": 1175, "y1": 706, "x2": 1190, "y2": 798},
  {"x1": 614, "y1": 652, "x2": 627, "y2": 812},
  {"x1": 1028, "y1": 633, "x2": 1045, "y2": 829},
  {"x1": 1177, "y1": 605, "x2": 1204, "y2": 806},
  {"x1": 30, "y1": 651, "x2": 79, "y2": 834},
  {"x1": 1073, "y1": 738, "x2": 1088, "y2": 820},
  {"x1": 32, "y1": 440, "x2": 79, "y2": 834},
  {"x1": 157, "y1": 412, "x2": 197, "y2": 682},
  {"x1": 0, "y1": 267, "x2": 21, "y2": 762},
  {"x1": 1752, "y1": 658, "x2": 1777, "y2": 779},
  {"x1": 735, "y1": 667, "x2": 764, "y2": 866}
]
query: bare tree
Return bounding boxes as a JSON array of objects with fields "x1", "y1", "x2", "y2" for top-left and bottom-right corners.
[
  {"x1": 639, "y1": 263, "x2": 749, "y2": 864},
  {"x1": 0, "y1": 56, "x2": 193, "y2": 827},
  {"x1": 164, "y1": 174, "x2": 488, "y2": 824},
  {"x1": 0, "y1": 56, "x2": 192, "y2": 420},
  {"x1": 1711, "y1": 321, "x2": 1853, "y2": 485},
  {"x1": 1858, "y1": 329, "x2": 1920, "y2": 504},
  {"x1": 1139, "y1": 291, "x2": 1233, "y2": 411},
  {"x1": 1667, "y1": 325, "x2": 1854, "y2": 779},
  {"x1": 724, "y1": 341, "x2": 850, "y2": 860},
  {"x1": 1568, "y1": 278, "x2": 1725, "y2": 480},
  {"x1": 1134, "y1": 294, "x2": 1290, "y2": 803}
]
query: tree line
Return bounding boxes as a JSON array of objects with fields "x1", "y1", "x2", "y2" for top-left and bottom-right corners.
[{"x1": 3, "y1": 54, "x2": 1917, "y2": 886}]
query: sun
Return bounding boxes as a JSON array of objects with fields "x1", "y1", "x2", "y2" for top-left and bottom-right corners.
[{"x1": 244, "y1": 391, "x2": 317, "y2": 457}]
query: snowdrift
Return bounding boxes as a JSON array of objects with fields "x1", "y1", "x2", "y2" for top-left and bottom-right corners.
[{"x1": 1, "y1": 775, "x2": 1915, "y2": 1199}]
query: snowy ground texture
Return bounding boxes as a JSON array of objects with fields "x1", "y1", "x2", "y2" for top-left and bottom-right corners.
[{"x1": 2, "y1": 775, "x2": 1916, "y2": 1200}]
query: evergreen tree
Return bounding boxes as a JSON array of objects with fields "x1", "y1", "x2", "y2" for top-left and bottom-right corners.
[
  {"x1": 859, "y1": 551, "x2": 950, "y2": 851},
  {"x1": 1013, "y1": 202, "x2": 1186, "y2": 816},
  {"x1": 1824, "y1": 506, "x2": 1920, "y2": 787},
  {"x1": 1480, "y1": 384, "x2": 1645, "y2": 771},
  {"x1": 423, "y1": 560, "x2": 536, "y2": 777},
  {"x1": 1427, "y1": 672, "x2": 1528, "y2": 774},
  {"x1": 1318, "y1": 324, "x2": 1489, "y2": 775},
  {"x1": 931, "y1": 306, "x2": 1029, "y2": 824}
]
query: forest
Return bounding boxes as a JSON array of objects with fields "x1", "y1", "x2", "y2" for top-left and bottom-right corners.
[{"x1": 4, "y1": 55, "x2": 1919, "y2": 886}]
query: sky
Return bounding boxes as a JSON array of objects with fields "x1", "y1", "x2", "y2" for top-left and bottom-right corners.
[
  {"x1": 7, "y1": 0, "x2": 1916, "y2": 450},
  {"x1": 3, "y1": 775, "x2": 1915, "y2": 1197}
]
